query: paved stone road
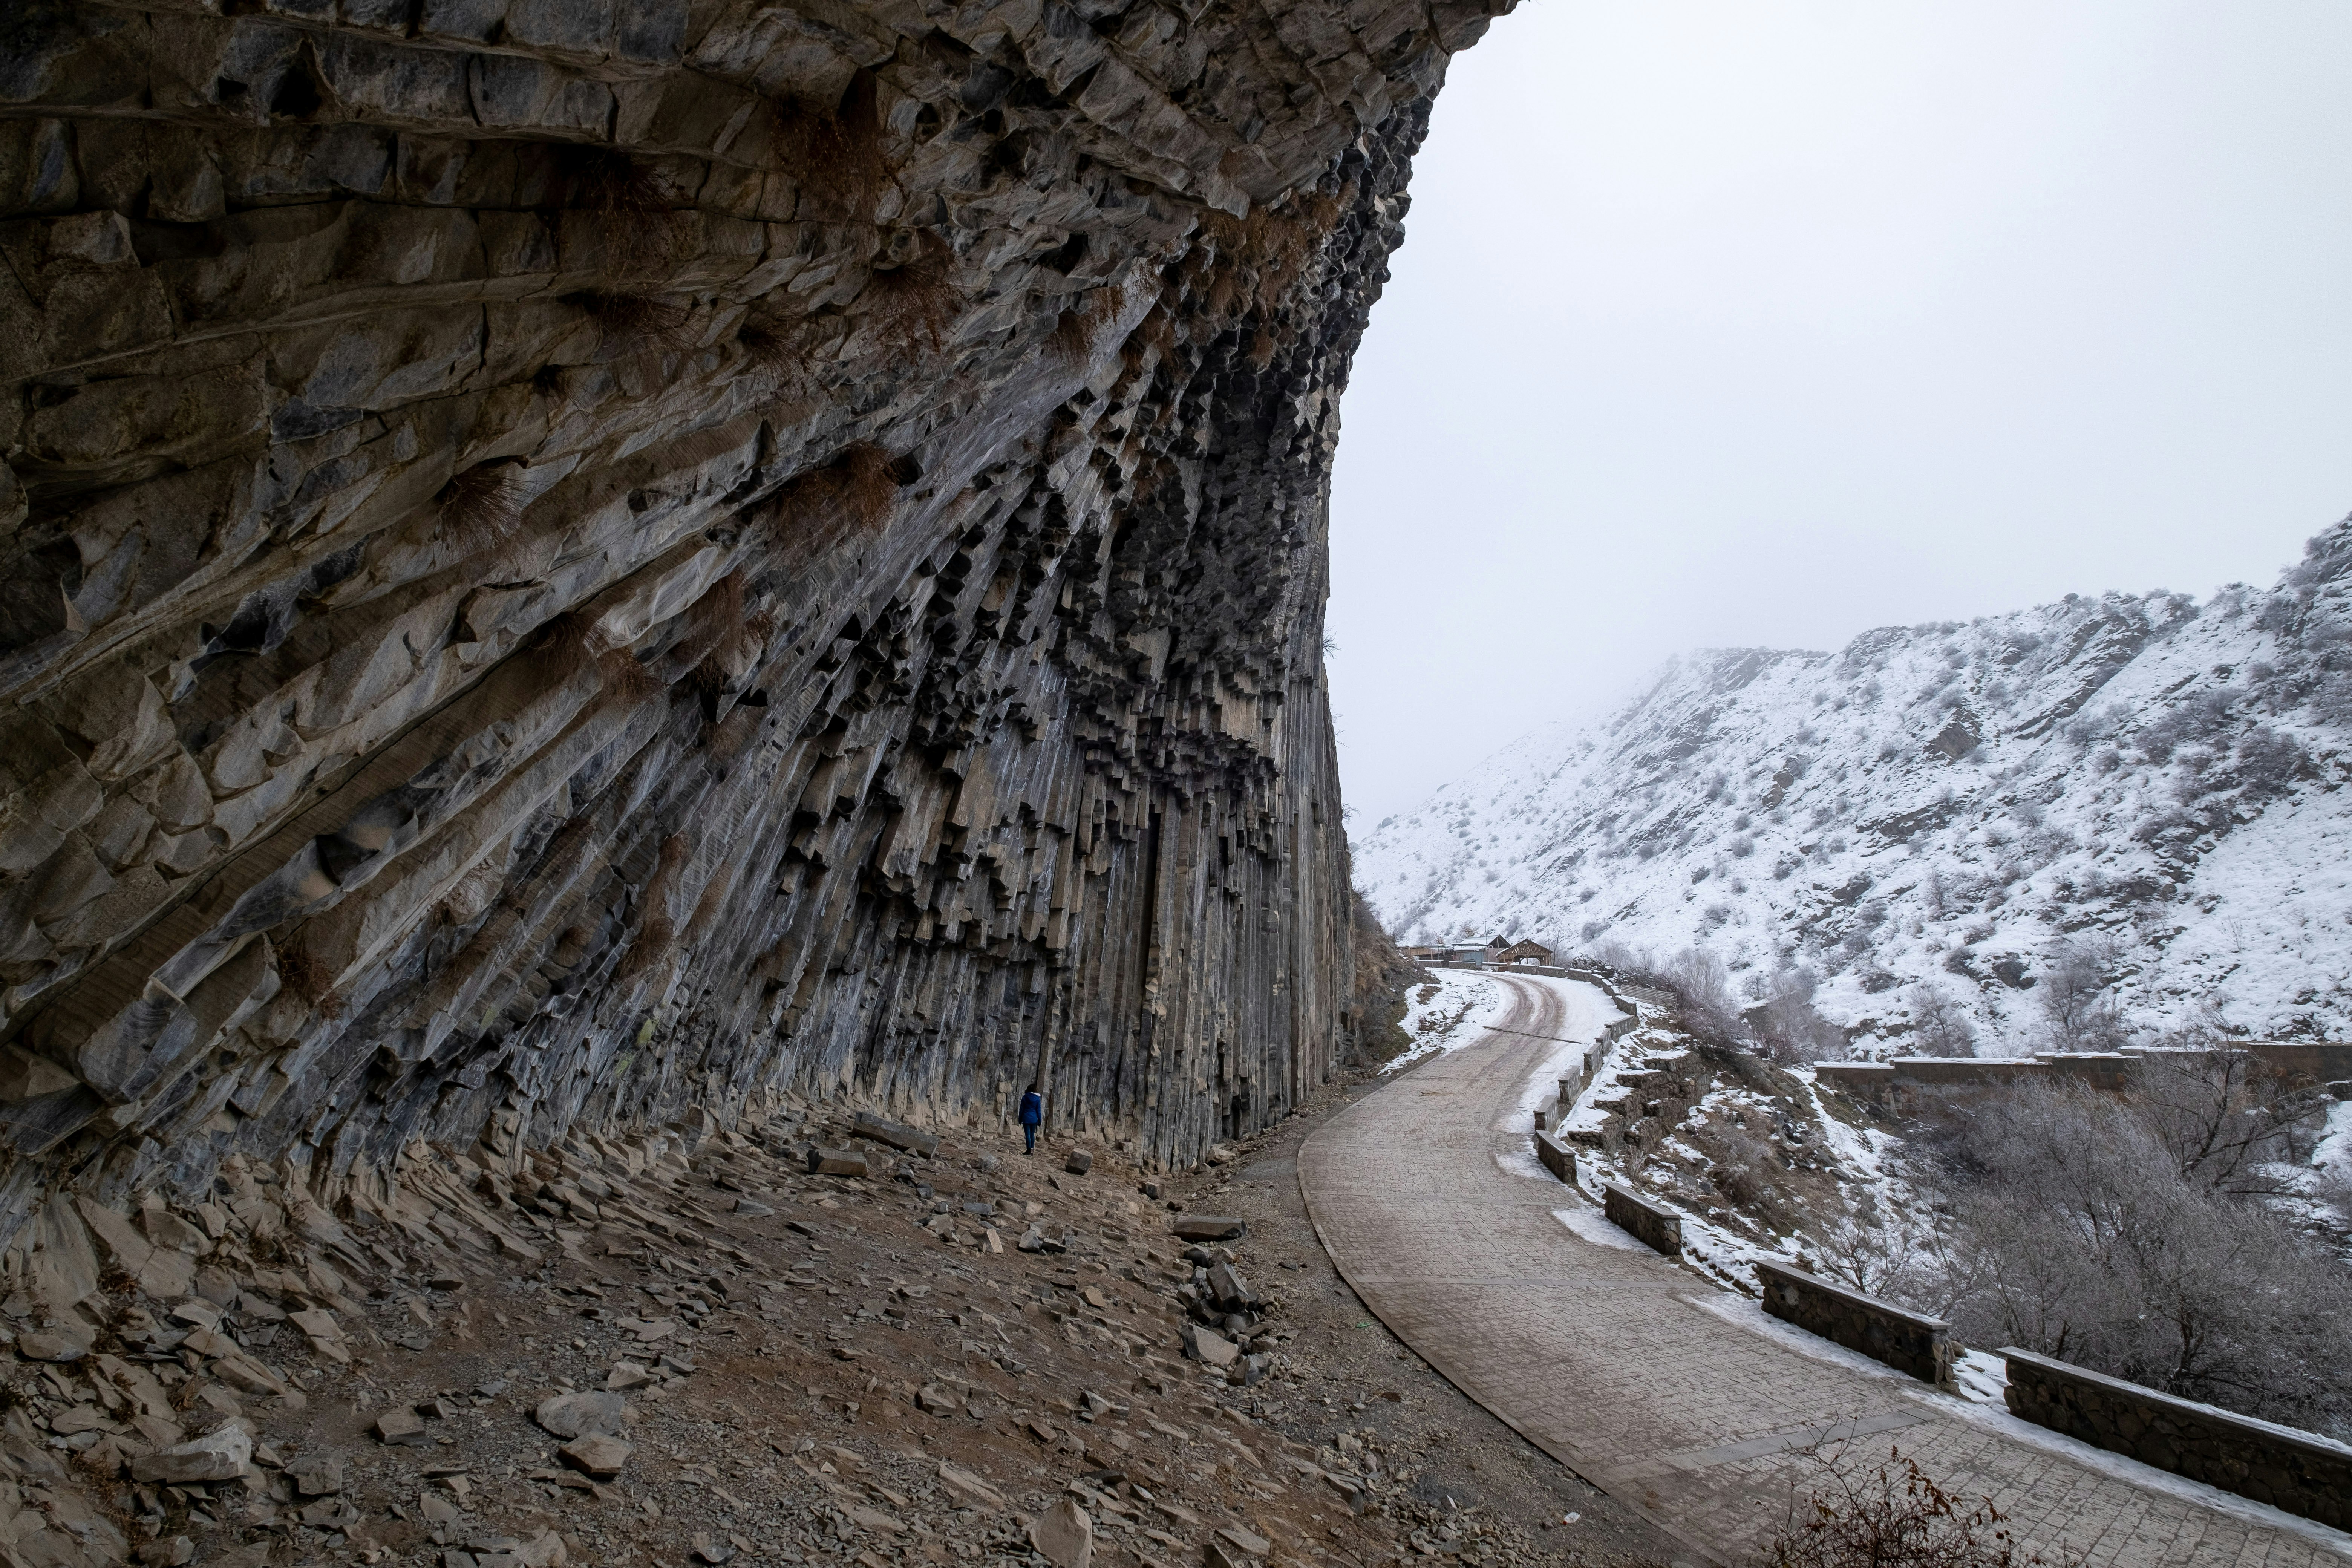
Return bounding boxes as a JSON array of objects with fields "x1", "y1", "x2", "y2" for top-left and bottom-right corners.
[{"x1": 1299, "y1": 975, "x2": 2346, "y2": 1567}]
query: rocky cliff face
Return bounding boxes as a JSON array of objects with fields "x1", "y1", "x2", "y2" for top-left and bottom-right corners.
[{"x1": 0, "y1": 0, "x2": 1501, "y2": 1268}]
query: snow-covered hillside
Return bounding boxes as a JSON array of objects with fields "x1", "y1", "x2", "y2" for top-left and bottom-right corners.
[{"x1": 1355, "y1": 521, "x2": 2352, "y2": 1054}]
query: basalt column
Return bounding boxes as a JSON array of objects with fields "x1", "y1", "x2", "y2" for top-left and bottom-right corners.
[{"x1": 0, "y1": 0, "x2": 1508, "y2": 1250}]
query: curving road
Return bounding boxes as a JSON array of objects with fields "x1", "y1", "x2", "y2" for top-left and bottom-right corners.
[{"x1": 1298, "y1": 974, "x2": 2344, "y2": 1567}]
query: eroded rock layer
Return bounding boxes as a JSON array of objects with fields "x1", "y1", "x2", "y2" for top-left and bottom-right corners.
[{"x1": 0, "y1": 0, "x2": 1498, "y2": 1260}]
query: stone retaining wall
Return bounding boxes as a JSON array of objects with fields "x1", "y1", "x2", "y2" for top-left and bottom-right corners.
[
  {"x1": 1602, "y1": 1184, "x2": 1680, "y2": 1256},
  {"x1": 2000, "y1": 1348, "x2": 2352, "y2": 1528},
  {"x1": 1755, "y1": 1261, "x2": 1952, "y2": 1387},
  {"x1": 1818, "y1": 1044, "x2": 2352, "y2": 1106},
  {"x1": 1533, "y1": 1129, "x2": 1577, "y2": 1185}
]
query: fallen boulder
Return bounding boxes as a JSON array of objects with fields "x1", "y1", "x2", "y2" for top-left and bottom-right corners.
[
  {"x1": 1029, "y1": 1498, "x2": 1093, "y2": 1568},
  {"x1": 560, "y1": 1432, "x2": 634, "y2": 1479},
  {"x1": 1182, "y1": 1324, "x2": 1241, "y2": 1369},
  {"x1": 535, "y1": 1390, "x2": 628, "y2": 1438},
  {"x1": 133, "y1": 1425, "x2": 253, "y2": 1484},
  {"x1": 806, "y1": 1147, "x2": 869, "y2": 1178},
  {"x1": 851, "y1": 1113, "x2": 939, "y2": 1157}
]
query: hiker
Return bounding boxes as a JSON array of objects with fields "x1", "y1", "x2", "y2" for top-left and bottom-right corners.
[{"x1": 1018, "y1": 1082, "x2": 1044, "y2": 1153}]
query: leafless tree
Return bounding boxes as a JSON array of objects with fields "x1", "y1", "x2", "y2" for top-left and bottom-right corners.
[
  {"x1": 2131, "y1": 1041, "x2": 2334, "y2": 1196},
  {"x1": 2035, "y1": 939, "x2": 2128, "y2": 1052},
  {"x1": 1905, "y1": 982, "x2": 1977, "y2": 1057},
  {"x1": 1666, "y1": 946, "x2": 1746, "y2": 1044}
]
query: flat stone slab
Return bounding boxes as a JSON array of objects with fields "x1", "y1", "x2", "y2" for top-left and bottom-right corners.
[
  {"x1": 1168, "y1": 1215, "x2": 1246, "y2": 1241},
  {"x1": 851, "y1": 1112, "x2": 938, "y2": 1157}
]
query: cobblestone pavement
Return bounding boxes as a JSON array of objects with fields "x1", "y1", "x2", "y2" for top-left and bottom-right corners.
[{"x1": 1298, "y1": 975, "x2": 2347, "y2": 1567}]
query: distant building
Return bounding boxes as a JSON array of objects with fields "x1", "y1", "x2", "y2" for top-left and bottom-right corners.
[{"x1": 1401, "y1": 936, "x2": 1551, "y2": 968}]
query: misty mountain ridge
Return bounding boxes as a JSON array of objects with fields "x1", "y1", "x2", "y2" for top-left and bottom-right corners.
[{"x1": 1355, "y1": 518, "x2": 2352, "y2": 1054}]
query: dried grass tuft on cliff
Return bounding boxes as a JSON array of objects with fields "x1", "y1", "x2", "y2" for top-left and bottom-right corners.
[
  {"x1": 771, "y1": 74, "x2": 884, "y2": 219},
  {"x1": 559, "y1": 146, "x2": 681, "y2": 273},
  {"x1": 275, "y1": 939, "x2": 343, "y2": 1021},
  {"x1": 737, "y1": 312, "x2": 816, "y2": 395},
  {"x1": 1049, "y1": 289, "x2": 1123, "y2": 363},
  {"x1": 779, "y1": 443, "x2": 899, "y2": 535},
  {"x1": 865, "y1": 233, "x2": 959, "y2": 352},
  {"x1": 534, "y1": 611, "x2": 673, "y2": 707},
  {"x1": 1348, "y1": 890, "x2": 1427, "y2": 1067},
  {"x1": 672, "y1": 571, "x2": 752, "y2": 681},
  {"x1": 565, "y1": 291, "x2": 695, "y2": 351},
  {"x1": 614, "y1": 916, "x2": 678, "y2": 985},
  {"x1": 436, "y1": 460, "x2": 527, "y2": 554}
]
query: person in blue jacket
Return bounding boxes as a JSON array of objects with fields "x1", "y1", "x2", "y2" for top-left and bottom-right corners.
[{"x1": 1018, "y1": 1082, "x2": 1044, "y2": 1153}]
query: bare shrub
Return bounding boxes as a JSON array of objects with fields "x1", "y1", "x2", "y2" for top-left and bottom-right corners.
[
  {"x1": 1749, "y1": 964, "x2": 1845, "y2": 1063},
  {"x1": 1703, "y1": 1121, "x2": 1803, "y2": 1236},
  {"x1": 2131, "y1": 1027, "x2": 2334, "y2": 1194},
  {"x1": 1764, "y1": 1446, "x2": 2073, "y2": 1568},
  {"x1": 1583, "y1": 940, "x2": 1743, "y2": 1044},
  {"x1": 1664, "y1": 948, "x2": 1743, "y2": 1042},
  {"x1": 1801, "y1": 1192, "x2": 1956, "y2": 1303},
  {"x1": 1916, "y1": 1082, "x2": 2352, "y2": 1438}
]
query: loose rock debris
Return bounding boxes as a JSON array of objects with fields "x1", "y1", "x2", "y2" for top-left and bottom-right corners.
[{"x1": 0, "y1": 1084, "x2": 1678, "y2": 1568}]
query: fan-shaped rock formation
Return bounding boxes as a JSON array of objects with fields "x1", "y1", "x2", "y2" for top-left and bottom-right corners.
[{"x1": 0, "y1": 0, "x2": 1501, "y2": 1268}]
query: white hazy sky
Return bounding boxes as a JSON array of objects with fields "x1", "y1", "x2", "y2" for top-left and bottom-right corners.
[{"x1": 1325, "y1": 0, "x2": 2352, "y2": 828}]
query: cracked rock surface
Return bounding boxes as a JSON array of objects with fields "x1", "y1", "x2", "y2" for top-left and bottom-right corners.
[{"x1": 0, "y1": 0, "x2": 1504, "y2": 1270}]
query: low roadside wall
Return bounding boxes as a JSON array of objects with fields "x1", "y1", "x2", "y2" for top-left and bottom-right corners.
[
  {"x1": 1755, "y1": 1261, "x2": 1953, "y2": 1387},
  {"x1": 1534, "y1": 1130, "x2": 1577, "y2": 1185},
  {"x1": 1602, "y1": 1184, "x2": 1680, "y2": 1256},
  {"x1": 2000, "y1": 1348, "x2": 2352, "y2": 1529}
]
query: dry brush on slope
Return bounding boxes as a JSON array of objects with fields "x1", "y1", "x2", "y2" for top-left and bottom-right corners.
[{"x1": 0, "y1": 0, "x2": 1509, "y2": 1295}]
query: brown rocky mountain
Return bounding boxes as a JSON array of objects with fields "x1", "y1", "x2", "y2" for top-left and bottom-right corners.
[{"x1": 0, "y1": 0, "x2": 1501, "y2": 1268}]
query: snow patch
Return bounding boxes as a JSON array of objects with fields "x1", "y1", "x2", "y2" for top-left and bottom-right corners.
[
  {"x1": 1551, "y1": 1205, "x2": 1646, "y2": 1251},
  {"x1": 1384, "y1": 969, "x2": 1510, "y2": 1072}
]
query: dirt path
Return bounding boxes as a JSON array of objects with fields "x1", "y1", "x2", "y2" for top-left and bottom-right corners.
[{"x1": 1297, "y1": 974, "x2": 2344, "y2": 1568}]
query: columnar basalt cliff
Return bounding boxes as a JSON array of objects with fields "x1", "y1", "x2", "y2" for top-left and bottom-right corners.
[{"x1": 0, "y1": 0, "x2": 1502, "y2": 1266}]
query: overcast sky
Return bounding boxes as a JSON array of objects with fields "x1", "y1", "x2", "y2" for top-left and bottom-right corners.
[{"x1": 1325, "y1": 0, "x2": 2352, "y2": 829}]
